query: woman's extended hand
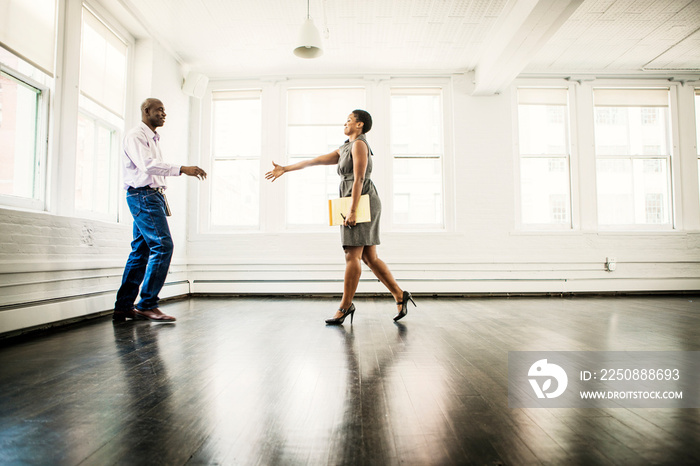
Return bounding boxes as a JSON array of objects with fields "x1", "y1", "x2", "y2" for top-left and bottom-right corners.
[{"x1": 265, "y1": 162, "x2": 286, "y2": 182}]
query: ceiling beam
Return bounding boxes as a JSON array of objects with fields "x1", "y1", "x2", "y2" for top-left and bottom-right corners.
[{"x1": 472, "y1": 0, "x2": 584, "y2": 95}]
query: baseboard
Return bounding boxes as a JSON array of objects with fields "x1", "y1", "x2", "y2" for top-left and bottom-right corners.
[
  {"x1": 2, "y1": 280, "x2": 698, "y2": 341},
  {"x1": 0, "y1": 281, "x2": 190, "y2": 339}
]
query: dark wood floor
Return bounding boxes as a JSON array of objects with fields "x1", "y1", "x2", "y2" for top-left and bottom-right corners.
[{"x1": 0, "y1": 295, "x2": 699, "y2": 465}]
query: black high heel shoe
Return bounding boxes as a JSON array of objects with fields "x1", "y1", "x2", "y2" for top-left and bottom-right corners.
[
  {"x1": 325, "y1": 304, "x2": 356, "y2": 325},
  {"x1": 393, "y1": 291, "x2": 416, "y2": 322}
]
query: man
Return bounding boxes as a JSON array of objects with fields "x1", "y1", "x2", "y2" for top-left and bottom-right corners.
[{"x1": 113, "y1": 98, "x2": 207, "y2": 322}]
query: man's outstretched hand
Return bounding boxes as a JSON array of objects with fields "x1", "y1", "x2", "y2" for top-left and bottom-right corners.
[{"x1": 181, "y1": 166, "x2": 207, "y2": 180}]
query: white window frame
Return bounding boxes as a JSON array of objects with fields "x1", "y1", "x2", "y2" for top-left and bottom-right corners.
[
  {"x1": 208, "y1": 88, "x2": 263, "y2": 231},
  {"x1": 512, "y1": 83, "x2": 576, "y2": 231},
  {"x1": 283, "y1": 83, "x2": 368, "y2": 231},
  {"x1": 387, "y1": 85, "x2": 448, "y2": 231},
  {"x1": 197, "y1": 80, "x2": 271, "y2": 234},
  {"x1": 73, "y1": 96, "x2": 121, "y2": 222},
  {"x1": 695, "y1": 88, "x2": 700, "y2": 211},
  {"x1": 592, "y1": 85, "x2": 678, "y2": 231},
  {"x1": 73, "y1": 3, "x2": 129, "y2": 222},
  {"x1": 0, "y1": 61, "x2": 50, "y2": 211}
]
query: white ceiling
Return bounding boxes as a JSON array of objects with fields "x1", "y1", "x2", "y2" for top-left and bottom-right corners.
[{"x1": 106, "y1": 0, "x2": 700, "y2": 90}]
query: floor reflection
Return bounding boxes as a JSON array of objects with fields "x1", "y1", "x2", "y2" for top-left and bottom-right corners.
[
  {"x1": 89, "y1": 321, "x2": 176, "y2": 463},
  {"x1": 326, "y1": 320, "x2": 477, "y2": 464},
  {"x1": 1, "y1": 296, "x2": 698, "y2": 464}
]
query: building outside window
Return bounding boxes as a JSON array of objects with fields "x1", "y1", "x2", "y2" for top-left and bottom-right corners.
[
  {"x1": 210, "y1": 90, "x2": 262, "y2": 228},
  {"x1": 390, "y1": 88, "x2": 444, "y2": 228},
  {"x1": 594, "y1": 88, "x2": 672, "y2": 228},
  {"x1": 516, "y1": 88, "x2": 572, "y2": 227}
]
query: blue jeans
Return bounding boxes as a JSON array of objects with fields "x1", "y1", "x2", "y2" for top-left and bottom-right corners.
[{"x1": 115, "y1": 187, "x2": 174, "y2": 311}]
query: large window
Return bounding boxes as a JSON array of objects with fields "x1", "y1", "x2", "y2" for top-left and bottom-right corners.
[
  {"x1": 75, "y1": 7, "x2": 127, "y2": 220},
  {"x1": 0, "y1": 47, "x2": 50, "y2": 210},
  {"x1": 517, "y1": 88, "x2": 572, "y2": 227},
  {"x1": 75, "y1": 99, "x2": 119, "y2": 216},
  {"x1": 210, "y1": 90, "x2": 262, "y2": 228},
  {"x1": 286, "y1": 88, "x2": 365, "y2": 226},
  {"x1": 0, "y1": 72, "x2": 40, "y2": 199},
  {"x1": 594, "y1": 88, "x2": 673, "y2": 228},
  {"x1": 390, "y1": 89, "x2": 444, "y2": 228},
  {"x1": 695, "y1": 89, "x2": 700, "y2": 207}
]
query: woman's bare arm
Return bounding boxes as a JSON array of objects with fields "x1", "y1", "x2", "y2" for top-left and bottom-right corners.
[
  {"x1": 265, "y1": 150, "x2": 340, "y2": 182},
  {"x1": 344, "y1": 140, "x2": 369, "y2": 226}
]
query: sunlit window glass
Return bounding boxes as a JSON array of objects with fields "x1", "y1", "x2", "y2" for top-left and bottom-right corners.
[
  {"x1": 211, "y1": 90, "x2": 262, "y2": 228},
  {"x1": 517, "y1": 88, "x2": 571, "y2": 227},
  {"x1": 286, "y1": 88, "x2": 365, "y2": 226},
  {"x1": 0, "y1": 71, "x2": 40, "y2": 199},
  {"x1": 75, "y1": 8, "x2": 127, "y2": 220},
  {"x1": 695, "y1": 89, "x2": 700, "y2": 207},
  {"x1": 390, "y1": 89, "x2": 443, "y2": 227},
  {"x1": 594, "y1": 89, "x2": 672, "y2": 227},
  {"x1": 80, "y1": 9, "x2": 127, "y2": 116},
  {"x1": 75, "y1": 112, "x2": 117, "y2": 213}
]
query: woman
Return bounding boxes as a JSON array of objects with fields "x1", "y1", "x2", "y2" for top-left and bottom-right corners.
[{"x1": 265, "y1": 110, "x2": 415, "y2": 325}]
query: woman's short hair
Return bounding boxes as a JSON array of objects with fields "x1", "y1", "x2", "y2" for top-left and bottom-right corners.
[{"x1": 352, "y1": 109, "x2": 372, "y2": 134}]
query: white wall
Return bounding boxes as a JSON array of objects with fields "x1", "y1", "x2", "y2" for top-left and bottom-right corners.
[{"x1": 185, "y1": 75, "x2": 700, "y2": 296}]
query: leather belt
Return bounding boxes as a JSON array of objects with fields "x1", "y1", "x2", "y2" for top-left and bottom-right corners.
[{"x1": 128, "y1": 186, "x2": 165, "y2": 194}]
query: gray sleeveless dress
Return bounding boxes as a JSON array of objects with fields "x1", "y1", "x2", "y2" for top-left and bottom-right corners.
[{"x1": 337, "y1": 134, "x2": 381, "y2": 247}]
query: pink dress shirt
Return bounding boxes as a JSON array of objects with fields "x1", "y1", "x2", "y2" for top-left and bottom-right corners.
[{"x1": 122, "y1": 122, "x2": 181, "y2": 190}]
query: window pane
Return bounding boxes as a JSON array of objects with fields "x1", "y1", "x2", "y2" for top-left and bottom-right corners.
[
  {"x1": 391, "y1": 94, "x2": 441, "y2": 155},
  {"x1": 393, "y1": 158, "x2": 442, "y2": 225},
  {"x1": 594, "y1": 89, "x2": 672, "y2": 227},
  {"x1": 80, "y1": 9, "x2": 127, "y2": 116},
  {"x1": 695, "y1": 91, "x2": 700, "y2": 205},
  {"x1": 75, "y1": 112, "x2": 117, "y2": 214},
  {"x1": 594, "y1": 106, "x2": 669, "y2": 156},
  {"x1": 211, "y1": 93, "x2": 262, "y2": 228},
  {"x1": 288, "y1": 88, "x2": 365, "y2": 124},
  {"x1": 286, "y1": 88, "x2": 365, "y2": 226},
  {"x1": 517, "y1": 89, "x2": 571, "y2": 227},
  {"x1": 212, "y1": 98, "x2": 261, "y2": 158},
  {"x1": 211, "y1": 159, "x2": 260, "y2": 227},
  {"x1": 75, "y1": 114, "x2": 95, "y2": 210},
  {"x1": 518, "y1": 105, "x2": 567, "y2": 155},
  {"x1": 391, "y1": 91, "x2": 443, "y2": 227},
  {"x1": 0, "y1": 72, "x2": 39, "y2": 198},
  {"x1": 520, "y1": 158, "x2": 570, "y2": 224},
  {"x1": 288, "y1": 126, "x2": 341, "y2": 155},
  {"x1": 596, "y1": 158, "x2": 670, "y2": 225},
  {"x1": 287, "y1": 164, "x2": 337, "y2": 225}
]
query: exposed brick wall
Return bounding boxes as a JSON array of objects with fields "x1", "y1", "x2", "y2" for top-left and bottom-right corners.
[{"x1": 0, "y1": 209, "x2": 131, "y2": 265}]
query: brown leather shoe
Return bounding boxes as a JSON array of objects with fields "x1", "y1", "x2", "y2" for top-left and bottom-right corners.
[
  {"x1": 113, "y1": 308, "x2": 137, "y2": 322},
  {"x1": 134, "y1": 308, "x2": 176, "y2": 322}
]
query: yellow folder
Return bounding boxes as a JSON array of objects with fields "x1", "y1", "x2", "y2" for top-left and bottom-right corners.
[{"x1": 328, "y1": 194, "x2": 371, "y2": 226}]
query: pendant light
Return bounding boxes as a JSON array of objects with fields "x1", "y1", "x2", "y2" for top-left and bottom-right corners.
[{"x1": 293, "y1": 0, "x2": 323, "y2": 58}]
